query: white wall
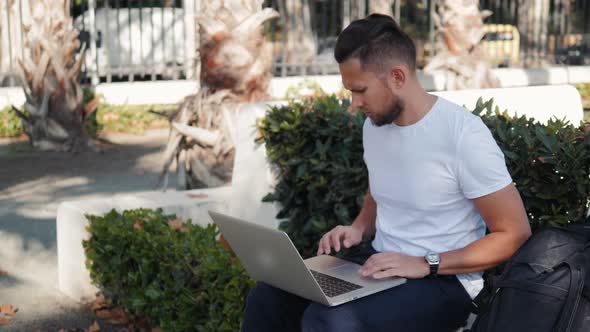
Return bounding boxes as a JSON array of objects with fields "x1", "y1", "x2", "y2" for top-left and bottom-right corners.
[{"x1": 1, "y1": 66, "x2": 590, "y2": 109}]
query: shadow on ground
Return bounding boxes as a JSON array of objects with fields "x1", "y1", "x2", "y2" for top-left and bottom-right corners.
[{"x1": 0, "y1": 129, "x2": 172, "y2": 331}]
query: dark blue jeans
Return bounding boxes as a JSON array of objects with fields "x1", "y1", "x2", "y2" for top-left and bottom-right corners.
[{"x1": 241, "y1": 245, "x2": 472, "y2": 332}]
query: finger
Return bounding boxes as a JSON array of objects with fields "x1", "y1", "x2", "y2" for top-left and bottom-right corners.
[
  {"x1": 333, "y1": 229, "x2": 347, "y2": 252},
  {"x1": 363, "y1": 264, "x2": 390, "y2": 278},
  {"x1": 329, "y1": 228, "x2": 343, "y2": 252},
  {"x1": 322, "y1": 233, "x2": 332, "y2": 255},
  {"x1": 317, "y1": 234, "x2": 328, "y2": 255},
  {"x1": 359, "y1": 257, "x2": 377, "y2": 277},
  {"x1": 372, "y1": 269, "x2": 398, "y2": 279},
  {"x1": 360, "y1": 254, "x2": 390, "y2": 277},
  {"x1": 342, "y1": 230, "x2": 354, "y2": 248}
]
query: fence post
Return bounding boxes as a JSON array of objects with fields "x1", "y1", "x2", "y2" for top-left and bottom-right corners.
[
  {"x1": 342, "y1": 0, "x2": 351, "y2": 29},
  {"x1": 183, "y1": 0, "x2": 196, "y2": 80},
  {"x1": 428, "y1": 0, "x2": 435, "y2": 60},
  {"x1": 5, "y1": 2, "x2": 16, "y2": 86},
  {"x1": 87, "y1": 0, "x2": 99, "y2": 86}
]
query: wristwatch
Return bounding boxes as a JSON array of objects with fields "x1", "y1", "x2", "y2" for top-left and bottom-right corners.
[{"x1": 424, "y1": 252, "x2": 440, "y2": 277}]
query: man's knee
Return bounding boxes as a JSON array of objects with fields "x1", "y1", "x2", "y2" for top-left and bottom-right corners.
[
  {"x1": 245, "y1": 282, "x2": 283, "y2": 309},
  {"x1": 243, "y1": 282, "x2": 310, "y2": 332},
  {"x1": 301, "y1": 303, "x2": 363, "y2": 332}
]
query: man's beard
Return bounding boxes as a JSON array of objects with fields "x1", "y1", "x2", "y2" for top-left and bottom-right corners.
[{"x1": 371, "y1": 98, "x2": 404, "y2": 126}]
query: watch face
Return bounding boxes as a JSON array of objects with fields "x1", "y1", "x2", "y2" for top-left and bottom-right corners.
[{"x1": 426, "y1": 252, "x2": 440, "y2": 264}]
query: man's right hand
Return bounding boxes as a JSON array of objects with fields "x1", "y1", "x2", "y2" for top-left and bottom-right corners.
[{"x1": 317, "y1": 225, "x2": 363, "y2": 255}]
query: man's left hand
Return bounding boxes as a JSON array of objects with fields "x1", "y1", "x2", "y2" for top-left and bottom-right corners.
[{"x1": 359, "y1": 252, "x2": 430, "y2": 279}]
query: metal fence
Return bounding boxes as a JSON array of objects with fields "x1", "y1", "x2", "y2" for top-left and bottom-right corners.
[
  {"x1": 1, "y1": 0, "x2": 589, "y2": 87},
  {"x1": 72, "y1": 0, "x2": 189, "y2": 84}
]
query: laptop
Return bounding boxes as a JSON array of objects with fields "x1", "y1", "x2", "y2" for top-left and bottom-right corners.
[{"x1": 209, "y1": 211, "x2": 406, "y2": 306}]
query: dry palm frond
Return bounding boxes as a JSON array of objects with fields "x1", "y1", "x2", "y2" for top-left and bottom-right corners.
[
  {"x1": 159, "y1": 0, "x2": 278, "y2": 189},
  {"x1": 424, "y1": 0, "x2": 500, "y2": 90},
  {"x1": 13, "y1": 0, "x2": 94, "y2": 152}
]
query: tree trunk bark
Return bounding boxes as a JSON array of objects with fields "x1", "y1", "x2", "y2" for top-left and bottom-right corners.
[
  {"x1": 423, "y1": 0, "x2": 500, "y2": 90},
  {"x1": 159, "y1": 0, "x2": 279, "y2": 189},
  {"x1": 369, "y1": 0, "x2": 394, "y2": 16},
  {"x1": 518, "y1": 0, "x2": 550, "y2": 67},
  {"x1": 342, "y1": 0, "x2": 367, "y2": 27},
  {"x1": 10, "y1": 0, "x2": 95, "y2": 152},
  {"x1": 0, "y1": 0, "x2": 27, "y2": 85},
  {"x1": 283, "y1": 0, "x2": 316, "y2": 67}
]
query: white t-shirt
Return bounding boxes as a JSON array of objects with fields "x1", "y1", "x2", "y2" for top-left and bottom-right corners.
[{"x1": 363, "y1": 96, "x2": 513, "y2": 298}]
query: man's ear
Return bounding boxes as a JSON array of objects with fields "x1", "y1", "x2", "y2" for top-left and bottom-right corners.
[{"x1": 388, "y1": 66, "x2": 406, "y2": 90}]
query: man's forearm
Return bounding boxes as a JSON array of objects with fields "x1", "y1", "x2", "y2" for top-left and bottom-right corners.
[
  {"x1": 436, "y1": 185, "x2": 532, "y2": 275},
  {"x1": 436, "y1": 230, "x2": 530, "y2": 275},
  {"x1": 352, "y1": 191, "x2": 377, "y2": 238}
]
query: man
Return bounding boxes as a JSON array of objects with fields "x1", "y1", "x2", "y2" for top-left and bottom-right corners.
[{"x1": 241, "y1": 14, "x2": 531, "y2": 332}]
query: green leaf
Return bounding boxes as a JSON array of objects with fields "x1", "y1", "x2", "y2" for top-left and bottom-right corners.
[{"x1": 260, "y1": 94, "x2": 590, "y2": 258}]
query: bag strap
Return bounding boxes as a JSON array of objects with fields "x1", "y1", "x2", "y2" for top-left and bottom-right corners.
[
  {"x1": 494, "y1": 279, "x2": 569, "y2": 300},
  {"x1": 471, "y1": 274, "x2": 502, "y2": 315},
  {"x1": 554, "y1": 263, "x2": 584, "y2": 332}
]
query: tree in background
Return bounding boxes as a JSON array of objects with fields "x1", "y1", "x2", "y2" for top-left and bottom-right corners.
[
  {"x1": 369, "y1": 0, "x2": 395, "y2": 16},
  {"x1": 0, "y1": 0, "x2": 25, "y2": 85},
  {"x1": 6, "y1": 0, "x2": 94, "y2": 151},
  {"x1": 281, "y1": 0, "x2": 316, "y2": 68},
  {"x1": 424, "y1": 0, "x2": 500, "y2": 90},
  {"x1": 159, "y1": 0, "x2": 278, "y2": 189},
  {"x1": 517, "y1": 0, "x2": 550, "y2": 67}
]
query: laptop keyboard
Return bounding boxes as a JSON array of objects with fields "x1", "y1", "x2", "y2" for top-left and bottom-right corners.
[{"x1": 310, "y1": 270, "x2": 363, "y2": 297}]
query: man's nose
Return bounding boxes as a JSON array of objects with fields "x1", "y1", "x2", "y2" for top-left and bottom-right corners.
[{"x1": 351, "y1": 95, "x2": 364, "y2": 109}]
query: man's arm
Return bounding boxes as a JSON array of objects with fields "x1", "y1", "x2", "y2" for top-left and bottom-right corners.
[
  {"x1": 317, "y1": 189, "x2": 378, "y2": 255},
  {"x1": 360, "y1": 184, "x2": 531, "y2": 279},
  {"x1": 351, "y1": 190, "x2": 378, "y2": 238},
  {"x1": 437, "y1": 183, "x2": 531, "y2": 274}
]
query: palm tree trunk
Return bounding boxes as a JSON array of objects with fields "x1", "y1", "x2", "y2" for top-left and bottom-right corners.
[
  {"x1": 518, "y1": 0, "x2": 550, "y2": 67},
  {"x1": 423, "y1": 0, "x2": 500, "y2": 90},
  {"x1": 342, "y1": 0, "x2": 367, "y2": 27},
  {"x1": 1, "y1": 0, "x2": 26, "y2": 85},
  {"x1": 369, "y1": 0, "x2": 394, "y2": 16},
  {"x1": 10, "y1": 0, "x2": 94, "y2": 152},
  {"x1": 283, "y1": 0, "x2": 317, "y2": 69},
  {"x1": 159, "y1": 0, "x2": 279, "y2": 189}
]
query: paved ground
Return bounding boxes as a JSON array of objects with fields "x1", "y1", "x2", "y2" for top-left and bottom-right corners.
[{"x1": 0, "y1": 129, "x2": 173, "y2": 331}]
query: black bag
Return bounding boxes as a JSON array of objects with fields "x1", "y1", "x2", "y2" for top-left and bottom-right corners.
[{"x1": 470, "y1": 223, "x2": 590, "y2": 332}]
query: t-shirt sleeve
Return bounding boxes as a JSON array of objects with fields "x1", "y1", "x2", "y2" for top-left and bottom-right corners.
[{"x1": 457, "y1": 116, "x2": 513, "y2": 199}]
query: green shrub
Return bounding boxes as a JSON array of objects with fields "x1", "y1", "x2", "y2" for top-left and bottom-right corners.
[
  {"x1": 258, "y1": 96, "x2": 367, "y2": 258},
  {"x1": 83, "y1": 208, "x2": 254, "y2": 331},
  {"x1": 258, "y1": 96, "x2": 590, "y2": 258},
  {"x1": 0, "y1": 107, "x2": 24, "y2": 137},
  {"x1": 284, "y1": 79, "x2": 326, "y2": 100},
  {"x1": 93, "y1": 103, "x2": 176, "y2": 135},
  {"x1": 575, "y1": 83, "x2": 590, "y2": 110},
  {"x1": 474, "y1": 98, "x2": 590, "y2": 227},
  {"x1": 0, "y1": 103, "x2": 176, "y2": 138}
]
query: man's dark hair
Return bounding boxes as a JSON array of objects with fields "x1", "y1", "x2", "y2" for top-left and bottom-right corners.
[{"x1": 334, "y1": 14, "x2": 417, "y2": 72}]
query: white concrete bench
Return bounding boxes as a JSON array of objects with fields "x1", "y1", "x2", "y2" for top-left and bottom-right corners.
[
  {"x1": 56, "y1": 101, "x2": 282, "y2": 301},
  {"x1": 433, "y1": 84, "x2": 584, "y2": 125},
  {"x1": 56, "y1": 84, "x2": 584, "y2": 303}
]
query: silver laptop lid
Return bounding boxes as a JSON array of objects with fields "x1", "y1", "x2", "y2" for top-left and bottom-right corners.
[{"x1": 209, "y1": 211, "x2": 328, "y2": 305}]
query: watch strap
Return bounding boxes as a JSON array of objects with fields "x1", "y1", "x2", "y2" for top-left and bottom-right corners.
[{"x1": 429, "y1": 262, "x2": 439, "y2": 277}]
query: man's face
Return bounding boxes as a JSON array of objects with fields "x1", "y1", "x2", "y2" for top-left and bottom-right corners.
[{"x1": 339, "y1": 58, "x2": 404, "y2": 126}]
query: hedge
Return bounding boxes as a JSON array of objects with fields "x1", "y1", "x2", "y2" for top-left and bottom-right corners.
[
  {"x1": 258, "y1": 95, "x2": 590, "y2": 257},
  {"x1": 83, "y1": 208, "x2": 254, "y2": 331}
]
